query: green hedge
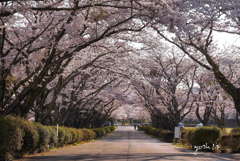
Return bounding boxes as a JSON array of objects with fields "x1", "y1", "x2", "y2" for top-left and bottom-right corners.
[
  {"x1": 93, "y1": 126, "x2": 116, "y2": 138},
  {"x1": 220, "y1": 128, "x2": 240, "y2": 152},
  {"x1": 191, "y1": 127, "x2": 221, "y2": 151},
  {"x1": 180, "y1": 127, "x2": 221, "y2": 152},
  {"x1": 0, "y1": 116, "x2": 115, "y2": 161},
  {"x1": 180, "y1": 127, "x2": 240, "y2": 152},
  {"x1": 138, "y1": 126, "x2": 174, "y2": 142},
  {"x1": 180, "y1": 127, "x2": 196, "y2": 145}
]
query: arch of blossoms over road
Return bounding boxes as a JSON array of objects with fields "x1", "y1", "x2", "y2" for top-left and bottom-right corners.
[{"x1": 1, "y1": 1, "x2": 240, "y2": 161}]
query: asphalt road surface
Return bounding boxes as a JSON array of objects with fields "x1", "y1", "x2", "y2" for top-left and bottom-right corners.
[{"x1": 16, "y1": 126, "x2": 240, "y2": 161}]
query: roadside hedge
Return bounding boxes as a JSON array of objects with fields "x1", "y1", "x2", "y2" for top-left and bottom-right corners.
[
  {"x1": 138, "y1": 126, "x2": 174, "y2": 142},
  {"x1": 182, "y1": 127, "x2": 220, "y2": 146},
  {"x1": 180, "y1": 127, "x2": 240, "y2": 152},
  {"x1": 140, "y1": 125, "x2": 240, "y2": 153},
  {"x1": 220, "y1": 128, "x2": 240, "y2": 152},
  {"x1": 0, "y1": 116, "x2": 116, "y2": 161}
]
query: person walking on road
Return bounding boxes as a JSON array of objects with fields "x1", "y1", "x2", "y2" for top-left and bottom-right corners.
[{"x1": 134, "y1": 124, "x2": 137, "y2": 130}]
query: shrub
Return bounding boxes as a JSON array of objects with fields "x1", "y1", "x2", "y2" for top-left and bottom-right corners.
[
  {"x1": 190, "y1": 127, "x2": 221, "y2": 151},
  {"x1": 220, "y1": 128, "x2": 240, "y2": 153},
  {"x1": 161, "y1": 130, "x2": 174, "y2": 142},
  {"x1": 69, "y1": 128, "x2": 79, "y2": 144},
  {"x1": 231, "y1": 128, "x2": 240, "y2": 135},
  {"x1": 93, "y1": 126, "x2": 116, "y2": 137},
  {"x1": 82, "y1": 129, "x2": 96, "y2": 141},
  {"x1": 230, "y1": 135, "x2": 240, "y2": 152},
  {"x1": 220, "y1": 135, "x2": 240, "y2": 153},
  {"x1": 47, "y1": 127, "x2": 58, "y2": 148},
  {"x1": 181, "y1": 127, "x2": 196, "y2": 145},
  {"x1": 109, "y1": 126, "x2": 116, "y2": 131},
  {"x1": 4, "y1": 116, "x2": 39, "y2": 155},
  {"x1": 0, "y1": 117, "x2": 24, "y2": 161},
  {"x1": 34, "y1": 123, "x2": 50, "y2": 152},
  {"x1": 139, "y1": 126, "x2": 174, "y2": 142},
  {"x1": 62, "y1": 127, "x2": 73, "y2": 144},
  {"x1": 230, "y1": 128, "x2": 240, "y2": 152},
  {"x1": 57, "y1": 127, "x2": 66, "y2": 147},
  {"x1": 0, "y1": 116, "x2": 116, "y2": 161},
  {"x1": 93, "y1": 128, "x2": 106, "y2": 137},
  {"x1": 180, "y1": 127, "x2": 240, "y2": 152},
  {"x1": 75, "y1": 130, "x2": 84, "y2": 142},
  {"x1": 105, "y1": 127, "x2": 111, "y2": 133}
]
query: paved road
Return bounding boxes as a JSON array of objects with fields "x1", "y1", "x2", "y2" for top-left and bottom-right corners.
[{"x1": 17, "y1": 126, "x2": 240, "y2": 161}]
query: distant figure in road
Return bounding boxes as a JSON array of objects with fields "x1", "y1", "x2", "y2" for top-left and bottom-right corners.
[{"x1": 134, "y1": 124, "x2": 137, "y2": 130}]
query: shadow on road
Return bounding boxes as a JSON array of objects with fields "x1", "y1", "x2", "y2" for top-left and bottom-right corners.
[{"x1": 24, "y1": 153, "x2": 238, "y2": 161}]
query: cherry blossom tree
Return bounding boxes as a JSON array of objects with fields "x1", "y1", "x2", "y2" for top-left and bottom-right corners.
[
  {"x1": 0, "y1": 0, "x2": 152, "y2": 118},
  {"x1": 129, "y1": 47, "x2": 197, "y2": 130},
  {"x1": 193, "y1": 71, "x2": 219, "y2": 125},
  {"x1": 150, "y1": 0, "x2": 240, "y2": 115}
]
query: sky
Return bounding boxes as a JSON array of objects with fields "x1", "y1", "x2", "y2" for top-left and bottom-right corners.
[{"x1": 213, "y1": 31, "x2": 240, "y2": 48}]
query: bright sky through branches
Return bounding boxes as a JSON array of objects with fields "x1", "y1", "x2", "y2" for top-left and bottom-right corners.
[{"x1": 213, "y1": 31, "x2": 240, "y2": 48}]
